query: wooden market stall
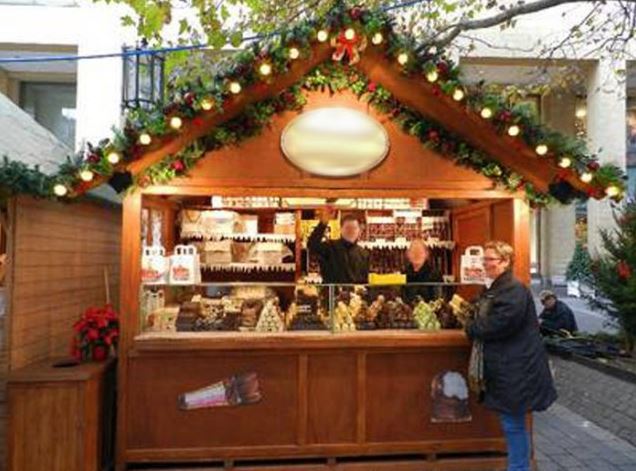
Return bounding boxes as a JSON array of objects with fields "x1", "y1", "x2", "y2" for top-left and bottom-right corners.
[
  {"x1": 113, "y1": 68, "x2": 550, "y2": 471},
  {"x1": 101, "y1": 7, "x2": 619, "y2": 471}
]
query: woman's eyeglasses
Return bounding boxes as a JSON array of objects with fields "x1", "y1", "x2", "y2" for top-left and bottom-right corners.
[{"x1": 483, "y1": 257, "x2": 502, "y2": 262}]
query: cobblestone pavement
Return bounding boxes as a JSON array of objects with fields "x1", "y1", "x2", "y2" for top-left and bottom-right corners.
[{"x1": 535, "y1": 403, "x2": 636, "y2": 470}]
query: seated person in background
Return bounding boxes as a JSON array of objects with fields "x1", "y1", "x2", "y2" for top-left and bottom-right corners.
[
  {"x1": 403, "y1": 239, "x2": 442, "y2": 303},
  {"x1": 308, "y1": 207, "x2": 369, "y2": 284},
  {"x1": 539, "y1": 290, "x2": 578, "y2": 335}
]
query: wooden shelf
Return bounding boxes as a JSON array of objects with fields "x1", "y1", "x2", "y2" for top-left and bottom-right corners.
[
  {"x1": 181, "y1": 233, "x2": 295, "y2": 243},
  {"x1": 200, "y1": 263, "x2": 296, "y2": 272}
]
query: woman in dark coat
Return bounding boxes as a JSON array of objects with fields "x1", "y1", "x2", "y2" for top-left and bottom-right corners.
[{"x1": 465, "y1": 240, "x2": 557, "y2": 471}]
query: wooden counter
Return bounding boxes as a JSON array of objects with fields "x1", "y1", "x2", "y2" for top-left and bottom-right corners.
[{"x1": 124, "y1": 331, "x2": 509, "y2": 469}]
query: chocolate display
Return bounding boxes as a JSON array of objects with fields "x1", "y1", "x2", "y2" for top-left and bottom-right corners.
[
  {"x1": 374, "y1": 296, "x2": 417, "y2": 329},
  {"x1": 240, "y1": 299, "x2": 264, "y2": 330},
  {"x1": 255, "y1": 299, "x2": 285, "y2": 332},
  {"x1": 413, "y1": 298, "x2": 441, "y2": 330},
  {"x1": 288, "y1": 287, "x2": 329, "y2": 331},
  {"x1": 430, "y1": 299, "x2": 461, "y2": 329},
  {"x1": 176, "y1": 301, "x2": 201, "y2": 332},
  {"x1": 333, "y1": 301, "x2": 356, "y2": 332}
]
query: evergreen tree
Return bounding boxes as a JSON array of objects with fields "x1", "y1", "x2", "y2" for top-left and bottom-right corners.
[
  {"x1": 588, "y1": 197, "x2": 636, "y2": 353},
  {"x1": 566, "y1": 242, "x2": 592, "y2": 284}
]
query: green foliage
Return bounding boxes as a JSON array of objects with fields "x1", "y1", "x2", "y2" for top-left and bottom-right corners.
[
  {"x1": 587, "y1": 196, "x2": 636, "y2": 350},
  {"x1": 566, "y1": 242, "x2": 592, "y2": 283},
  {"x1": 0, "y1": 3, "x2": 628, "y2": 203}
]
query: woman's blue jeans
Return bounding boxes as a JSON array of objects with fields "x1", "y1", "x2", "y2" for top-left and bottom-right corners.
[{"x1": 499, "y1": 412, "x2": 531, "y2": 471}]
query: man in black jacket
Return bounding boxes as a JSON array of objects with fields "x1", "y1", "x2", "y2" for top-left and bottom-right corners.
[
  {"x1": 539, "y1": 290, "x2": 578, "y2": 335},
  {"x1": 308, "y1": 208, "x2": 369, "y2": 284}
]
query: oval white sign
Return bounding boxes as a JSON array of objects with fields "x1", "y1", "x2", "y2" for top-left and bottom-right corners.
[{"x1": 281, "y1": 107, "x2": 390, "y2": 177}]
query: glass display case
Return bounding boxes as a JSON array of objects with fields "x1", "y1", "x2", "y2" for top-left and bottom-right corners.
[{"x1": 138, "y1": 282, "x2": 475, "y2": 335}]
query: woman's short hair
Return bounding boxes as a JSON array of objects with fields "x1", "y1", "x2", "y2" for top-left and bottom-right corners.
[{"x1": 484, "y1": 240, "x2": 515, "y2": 266}]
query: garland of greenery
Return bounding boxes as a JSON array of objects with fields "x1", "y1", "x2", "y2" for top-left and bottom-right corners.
[{"x1": 0, "y1": 2, "x2": 627, "y2": 204}]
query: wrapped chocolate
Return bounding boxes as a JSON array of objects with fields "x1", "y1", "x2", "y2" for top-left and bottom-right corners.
[
  {"x1": 334, "y1": 301, "x2": 356, "y2": 332},
  {"x1": 255, "y1": 299, "x2": 284, "y2": 332},
  {"x1": 413, "y1": 298, "x2": 441, "y2": 331}
]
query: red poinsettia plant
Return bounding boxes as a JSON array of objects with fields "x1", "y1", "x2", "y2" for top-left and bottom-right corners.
[{"x1": 71, "y1": 304, "x2": 119, "y2": 362}]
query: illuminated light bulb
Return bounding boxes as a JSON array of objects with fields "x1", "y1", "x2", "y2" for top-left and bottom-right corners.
[
  {"x1": 288, "y1": 47, "x2": 300, "y2": 60},
  {"x1": 452, "y1": 88, "x2": 465, "y2": 101},
  {"x1": 229, "y1": 81, "x2": 242, "y2": 94},
  {"x1": 575, "y1": 107, "x2": 587, "y2": 119},
  {"x1": 559, "y1": 157, "x2": 572, "y2": 168},
  {"x1": 397, "y1": 52, "x2": 409, "y2": 65},
  {"x1": 79, "y1": 169, "x2": 94, "y2": 182},
  {"x1": 345, "y1": 28, "x2": 356, "y2": 40},
  {"x1": 606, "y1": 185, "x2": 620, "y2": 197},
  {"x1": 428, "y1": 46, "x2": 438, "y2": 55},
  {"x1": 317, "y1": 30, "x2": 329, "y2": 42},
  {"x1": 200, "y1": 98, "x2": 214, "y2": 111},
  {"x1": 426, "y1": 70, "x2": 439, "y2": 83},
  {"x1": 169, "y1": 116, "x2": 183, "y2": 130},
  {"x1": 507, "y1": 125, "x2": 521, "y2": 137},
  {"x1": 53, "y1": 184, "x2": 68, "y2": 197},
  {"x1": 480, "y1": 107, "x2": 493, "y2": 119},
  {"x1": 107, "y1": 151, "x2": 120, "y2": 165},
  {"x1": 138, "y1": 133, "x2": 152, "y2": 145},
  {"x1": 259, "y1": 63, "x2": 272, "y2": 76},
  {"x1": 580, "y1": 172, "x2": 593, "y2": 183},
  {"x1": 535, "y1": 144, "x2": 548, "y2": 156},
  {"x1": 372, "y1": 32, "x2": 383, "y2": 45}
]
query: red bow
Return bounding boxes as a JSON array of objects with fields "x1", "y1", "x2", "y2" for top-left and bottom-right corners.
[{"x1": 331, "y1": 31, "x2": 367, "y2": 65}]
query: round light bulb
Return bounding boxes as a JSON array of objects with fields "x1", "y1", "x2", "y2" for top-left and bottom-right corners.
[
  {"x1": 575, "y1": 107, "x2": 587, "y2": 119},
  {"x1": 559, "y1": 157, "x2": 572, "y2": 168},
  {"x1": 452, "y1": 88, "x2": 465, "y2": 101},
  {"x1": 169, "y1": 116, "x2": 183, "y2": 130},
  {"x1": 79, "y1": 169, "x2": 94, "y2": 182},
  {"x1": 344, "y1": 28, "x2": 356, "y2": 40},
  {"x1": 53, "y1": 184, "x2": 68, "y2": 197},
  {"x1": 200, "y1": 98, "x2": 214, "y2": 111},
  {"x1": 397, "y1": 52, "x2": 409, "y2": 65},
  {"x1": 139, "y1": 133, "x2": 152, "y2": 145},
  {"x1": 259, "y1": 63, "x2": 272, "y2": 76},
  {"x1": 480, "y1": 107, "x2": 493, "y2": 119},
  {"x1": 371, "y1": 32, "x2": 383, "y2": 45},
  {"x1": 428, "y1": 46, "x2": 438, "y2": 55},
  {"x1": 535, "y1": 144, "x2": 548, "y2": 156},
  {"x1": 426, "y1": 70, "x2": 439, "y2": 83},
  {"x1": 605, "y1": 185, "x2": 620, "y2": 197},
  {"x1": 107, "y1": 151, "x2": 120, "y2": 165},
  {"x1": 229, "y1": 81, "x2": 242, "y2": 94},
  {"x1": 507, "y1": 125, "x2": 521, "y2": 137},
  {"x1": 289, "y1": 47, "x2": 300, "y2": 60},
  {"x1": 580, "y1": 172, "x2": 593, "y2": 183},
  {"x1": 317, "y1": 30, "x2": 329, "y2": 42}
]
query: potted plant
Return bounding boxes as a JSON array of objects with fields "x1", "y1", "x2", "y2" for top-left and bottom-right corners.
[{"x1": 71, "y1": 304, "x2": 119, "y2": 362}]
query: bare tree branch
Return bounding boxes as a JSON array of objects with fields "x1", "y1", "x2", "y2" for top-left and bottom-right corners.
[{"x1": 429, "y1": 0, "x2": 634, "y2": 49}]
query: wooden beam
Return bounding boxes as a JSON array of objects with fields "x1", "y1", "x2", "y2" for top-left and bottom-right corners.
[
  {"x1": 126, "y1": 43, "x2": 333, "y2": 176},
  {"x1": 356, "y1": 48, "x2": 593, "y2": 196}
]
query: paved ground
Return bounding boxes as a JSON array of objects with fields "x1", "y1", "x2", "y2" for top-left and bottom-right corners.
[{"x1": 535, "y1": 403, "x2": 636, "y2": 470}]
